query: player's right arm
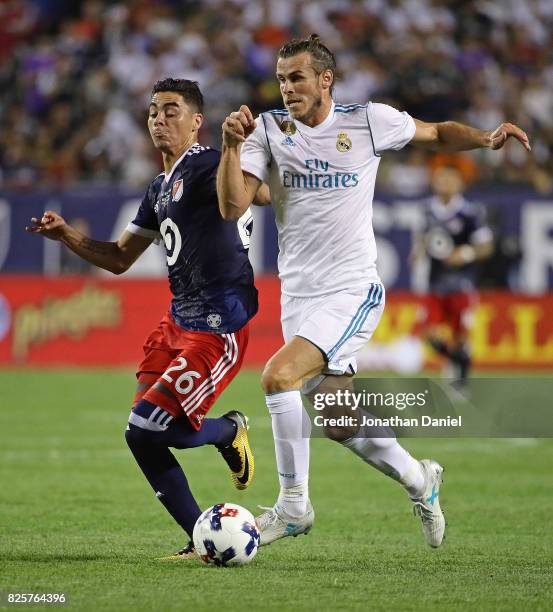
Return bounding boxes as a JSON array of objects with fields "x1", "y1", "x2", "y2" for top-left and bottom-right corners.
[
  {"x1": 26, "y1": 211, "x2": 152, "y2": 274},
  {"x1": 217, "y1": 105, "x2": 262, "y2": 220}
]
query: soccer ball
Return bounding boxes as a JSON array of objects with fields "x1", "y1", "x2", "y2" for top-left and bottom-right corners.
[{"x1": 193, "y1": 503, "x2": 260, "y2": 566}]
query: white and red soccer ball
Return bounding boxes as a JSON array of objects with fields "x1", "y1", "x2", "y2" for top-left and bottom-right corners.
[{"x1": 193, "y1": 503, "x2": 260, "y2": 566}]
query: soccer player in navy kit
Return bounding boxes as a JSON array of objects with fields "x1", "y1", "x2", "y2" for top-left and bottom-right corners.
[
  {"x1": 26, "y1": 79, "x2": 264, "y2": 559},
  {"x1": 414, "y1": 164, "x2": 493, "y2": 389}
]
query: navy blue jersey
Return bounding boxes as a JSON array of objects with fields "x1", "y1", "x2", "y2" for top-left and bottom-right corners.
[
  {"x1": 422, "y1": 195, "x2": 492, "y2": 294},
  {"x1": 128, "y1": 143, "x2": 258, "y2": 333}
]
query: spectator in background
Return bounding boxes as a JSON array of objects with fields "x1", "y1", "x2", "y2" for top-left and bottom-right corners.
[
  {"x1": 0, "y1": 0, "x2": 551, "y2": 191},
  {"x1": 411, "y1": 163, "x2": 494, "y2": 390}
]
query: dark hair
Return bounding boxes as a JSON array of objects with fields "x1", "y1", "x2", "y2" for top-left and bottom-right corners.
[
  {"x1": 278, "y1": 34, "x2": 336, "y2": 90},
  {"x1": 151, "y1": 78, "x2": 204, "y2": 113}
]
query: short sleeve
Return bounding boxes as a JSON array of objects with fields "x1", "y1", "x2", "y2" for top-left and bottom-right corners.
[
  {"x1": 367, "y1": 102, "x2": 416, "y2": 153},
  {"x1": 126, "y1": 183, "x2": 161, "y2": 244},
  {"x1": 240, "y1": 116, "x2": 271, "y2": 183}
]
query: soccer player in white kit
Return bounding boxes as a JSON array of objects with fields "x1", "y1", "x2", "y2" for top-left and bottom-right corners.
[{"x1": 217, "y1": 35, "x2": 531, "y2": 548}]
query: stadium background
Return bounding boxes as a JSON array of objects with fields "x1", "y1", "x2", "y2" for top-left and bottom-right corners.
[
  {"x1": 1, "y1": 0, "x2": 552, "y2": 370},
  {"x1": 1, "y1": 2, "x2": 552, "y2": 610}
]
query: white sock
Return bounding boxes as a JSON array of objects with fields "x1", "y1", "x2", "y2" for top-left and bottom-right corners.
[
  {"x1": 341, "y1": 423, "x2": 424, "y2": 497},
  {"x1": 399, "y1": 457, "x2": 426, "y2": 498},
  {"x1": 266, "y1": 390, "x2": 311, "y2": 516},
  {"x1": 277, "y1": 482, "x2": 309, "y2": 518}
]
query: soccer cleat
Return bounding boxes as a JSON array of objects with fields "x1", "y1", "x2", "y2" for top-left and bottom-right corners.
[
  {"x1": 411, "y1": 459, "x2": 445, "y2": 548},
  {"x1": 157, "y1": 540, "x2": 197, "y2": 560},
  {"x1": 217, "y1": 411, "x2": 254, "y2": 490},
  {"x1": 255, "y1": 501, "x2": 315, "y2": 546}
]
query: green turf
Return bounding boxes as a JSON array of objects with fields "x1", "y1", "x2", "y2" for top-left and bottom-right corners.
[{"x1": 1, "y1": 369, "x2": 552, "y2": 611}]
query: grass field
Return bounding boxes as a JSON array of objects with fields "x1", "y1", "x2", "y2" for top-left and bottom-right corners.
[{"x1": 1, "y1": 369, "x2": 552, "y2": 611}]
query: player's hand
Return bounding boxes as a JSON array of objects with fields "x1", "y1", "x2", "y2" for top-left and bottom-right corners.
[
  {"x1": 25, "y1": 210, "x2": 67, "y2": 240},
  {"x1": 222, "y1": 105, "x2": 257, "y2": 147},
  {"x1": 444, "y1": 245, "x2": 475, "y2": 268},
  {"x1": 486, "y1": 122, "x2": 531, "y2": 152}
]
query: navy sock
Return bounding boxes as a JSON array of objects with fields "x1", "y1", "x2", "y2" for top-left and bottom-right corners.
[
  {"x1": 428, "y1": 337, "x2": 451, "y2": 358},
  {"x1": 450, "y1": 344, "x2": 471, "y2": 382},
  {"x1": 125, "y1": 425, "x2": 201, "y2": 538},
  {"x1": 132, "y1": 399, "x2": 235, "y2": 449},
  {"x1": 165, "y1": 416, "x2": 236, "y2": 450}
]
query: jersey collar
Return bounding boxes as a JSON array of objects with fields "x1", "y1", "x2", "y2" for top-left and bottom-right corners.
[
  {"x1": 164, "y1": 143, "x2": 199, "y2": 182},
  {"x1": 294, "y1": 101, "x2": 336, "y2": 134},
  {"x1": 430, "y1": 194, "x2": 466, "y2": 220}
]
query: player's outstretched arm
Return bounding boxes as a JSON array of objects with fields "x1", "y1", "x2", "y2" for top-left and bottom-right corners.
[
  {"x1": 412, "y1": 119, "x2": 531, "y2": 153},
  {"x1": 26, "y1": 211, "x2": 152, "y2": 274},
  {"x1": 217, "y1": 105, "x2": 261, "y2": 220}
]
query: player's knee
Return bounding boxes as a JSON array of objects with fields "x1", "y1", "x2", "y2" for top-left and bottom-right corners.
[
  {"x1": 261, "y1": 361, "x2": 298, "y2": 394},
  {"x1": 323, "y1": 422, "x2": 360, "y2": 443},
  {"x1": 125, "y1": 423, "x2": 149, "y2": 450},
  {"x1": 125, "y1": 403, "x2": 156, "y2": 449}
]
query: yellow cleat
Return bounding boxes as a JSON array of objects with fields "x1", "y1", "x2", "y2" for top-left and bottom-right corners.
[{"x1": 217, "y1": 411, "x2": 254, "y2": 490}]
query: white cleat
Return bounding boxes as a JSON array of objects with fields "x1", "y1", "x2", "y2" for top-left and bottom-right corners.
[
  {"x1": 411, "y1": 459, "x2": 445, "y2": 548},
  {"x1": 255, "y1": 501, "x2": 315, "y2": 546}
]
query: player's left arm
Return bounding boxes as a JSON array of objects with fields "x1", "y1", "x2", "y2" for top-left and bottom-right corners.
[{"x1": 411, "y1": 119, "x2": 531, "y2": 153}]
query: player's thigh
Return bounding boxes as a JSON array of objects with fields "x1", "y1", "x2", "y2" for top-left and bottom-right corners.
[
  {"x1": 144, "y1": 326, "x2": 248, "y2": 430},
  {"x1": 134, "y1": 315, "x2": 179, "y2": 405},
  {"x1": 313, "y1": 283, "x2": 385, "y2": 376},
  {"x1": 270, "y1": 284, "x2": 384, "y2": 391},
  {"x1": 422, "y1": 294, "x2": 446, "y2": 338},
  {"x1": 447, "y1": 293, "x2": 475, "y2": 342},
  {"x1": 262, "y1": 335, "x2": 326, "y2": 391}
]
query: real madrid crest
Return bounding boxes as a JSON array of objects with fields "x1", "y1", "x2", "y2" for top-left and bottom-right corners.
[
  {"x1": 280, "y1": 120, "x2": 297, "y2": 136},
  {"x1": 336, "y1": 132, "x2": 352, "y2": 153}
]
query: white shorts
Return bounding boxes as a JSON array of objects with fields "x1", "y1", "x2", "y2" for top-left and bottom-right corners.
[{"x1": 281, "y1": 283, "x2": 385, "y2": 390}]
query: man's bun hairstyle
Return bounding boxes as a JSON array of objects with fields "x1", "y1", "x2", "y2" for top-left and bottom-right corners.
[{"x1": 278, "y1": 34, "x2": 336, "y2": 91}]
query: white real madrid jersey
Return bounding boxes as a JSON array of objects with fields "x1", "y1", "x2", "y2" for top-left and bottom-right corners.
[{"x1": 241, "y1": 101, "x2": 416, "y2": 297}]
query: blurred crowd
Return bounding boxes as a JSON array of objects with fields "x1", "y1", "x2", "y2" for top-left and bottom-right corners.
[{"x1": 0, "y1": 0, "x2": 552, "y2": 192}]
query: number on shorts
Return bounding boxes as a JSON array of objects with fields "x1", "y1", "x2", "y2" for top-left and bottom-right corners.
[{"x1": 162, "y1": 357, "x2": 201, "y2": 395}]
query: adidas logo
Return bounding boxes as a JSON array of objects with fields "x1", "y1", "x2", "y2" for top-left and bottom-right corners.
[{"x1": 281, "y1": 136, "x2": 295, "y2": 147}]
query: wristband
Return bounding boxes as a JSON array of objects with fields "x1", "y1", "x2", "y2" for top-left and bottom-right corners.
[{"x1": 458, "y1": 245, "x2": 476, "y2": 263}]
